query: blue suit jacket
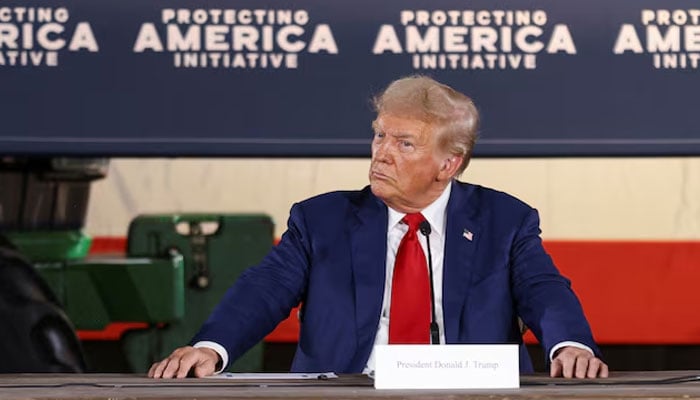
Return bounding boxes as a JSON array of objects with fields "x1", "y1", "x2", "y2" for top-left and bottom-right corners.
[{"x1": 193, "y1": 181, "x2": 600, "y2": 373}]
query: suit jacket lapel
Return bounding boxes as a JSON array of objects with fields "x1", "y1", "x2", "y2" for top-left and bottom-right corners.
[
  {"x1": 349, "y1": 189, "x2": 388, "y2": 363},
  {"x1": 443, "y1": 181, "x2": 481, "y2": 343}
]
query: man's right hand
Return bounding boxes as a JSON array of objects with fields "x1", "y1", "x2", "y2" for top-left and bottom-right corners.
[{"x1": 148, "y1": 346, "x2": 220, "y2": 378}]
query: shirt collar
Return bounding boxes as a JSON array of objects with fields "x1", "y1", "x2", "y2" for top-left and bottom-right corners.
[{"x1": 387, "y1": 182, "x2": 452, "y2": 238}]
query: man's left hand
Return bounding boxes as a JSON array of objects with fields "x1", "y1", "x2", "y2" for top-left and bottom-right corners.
[{"x1": 550, "y1": 346, "x2": 609, "y2": 378}]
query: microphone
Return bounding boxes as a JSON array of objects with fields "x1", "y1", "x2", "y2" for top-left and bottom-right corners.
[{"x1": 419, "y1": 221, "x2": 440, "y2": 345}]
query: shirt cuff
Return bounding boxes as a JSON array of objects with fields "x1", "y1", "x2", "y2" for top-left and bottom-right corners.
[
  {"x1": 549, "y1": 341, "x2": 594, "y2": 361},
  {"x1": 193, "y1": 341, "x2": 228, "y2": 374}
]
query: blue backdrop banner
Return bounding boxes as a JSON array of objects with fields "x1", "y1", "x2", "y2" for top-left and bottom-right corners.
[{"x1": 1, "y1": 0, "x2": 699, "y2": 156}]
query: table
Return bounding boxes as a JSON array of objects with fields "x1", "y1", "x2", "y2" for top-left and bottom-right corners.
[{"x1": 1, "y1": 371, "x2": 699, "y2": 399}]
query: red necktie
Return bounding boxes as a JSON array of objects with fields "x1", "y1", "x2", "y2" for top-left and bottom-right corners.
[{"x1": 389, "y1": 213, "x2": 430, "y2": 344}]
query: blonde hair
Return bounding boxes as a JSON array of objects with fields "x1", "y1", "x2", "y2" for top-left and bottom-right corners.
[{"x1": 372, "y1": 75, "x2": 479, "y2": 176}]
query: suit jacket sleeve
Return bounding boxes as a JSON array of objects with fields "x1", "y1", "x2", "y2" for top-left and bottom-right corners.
[
  {"x1": 510, "y1": 208, "x2": 602, "y2": 361},
  {"x1": 190, "y1": 202, "x2": 311, "y2": 367}
]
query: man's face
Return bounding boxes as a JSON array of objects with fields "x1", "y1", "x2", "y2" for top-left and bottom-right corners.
[{"x1": 369, "y1": 113, "x2": 447, "y2": 212}]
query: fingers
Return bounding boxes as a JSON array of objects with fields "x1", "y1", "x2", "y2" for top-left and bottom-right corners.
[
  {"x1": 550, "y1": 353, "x2": 575, "y2": 378},
  {"x1": 192, "y1": 357, "x2": 217, "y2": 378},
  {"x1": 579, "y1": 357, "x2": 609, "y2": 378},
  {"x1": 550, "y1": 347, "x2": 609, "y2": 379},
  {"x1": 549, "y1": 358, "x2": 562, "y2": 378},
  {"x1": 148, "y1": 346, "x2": 218, "y2": 379},
  {"x1": 148, "y1": 356, "x2": 174, "y2": 378},
  {"x1": 574, "y1": 354, "x2": 590, "y2": 378},
  {"x1": 175, "y1": 349, "x2": 201, "y2": 378},
  {"x1": 597, "y1": 360, "x2": 610, "y2": 378},
  {"x1": 148, "y1": 347, "x2": 189, "y2": 379}
]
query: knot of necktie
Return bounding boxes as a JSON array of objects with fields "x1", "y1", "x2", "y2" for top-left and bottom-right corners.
[{"x1": 402, "y1": 213, "x2": 426, "y2": 232}]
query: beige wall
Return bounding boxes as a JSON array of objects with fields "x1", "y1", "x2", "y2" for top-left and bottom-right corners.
[{"x1": 85, "y1": 157, "x2": 700, "y2": 240}]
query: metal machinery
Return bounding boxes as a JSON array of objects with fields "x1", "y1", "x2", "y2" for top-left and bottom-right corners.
[{"x1": 0, "y1": 157, "x2": 274, "y2": 373}]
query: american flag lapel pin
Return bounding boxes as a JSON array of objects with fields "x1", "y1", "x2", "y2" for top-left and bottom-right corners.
[{"x1": 463, "y1": 229, "x2": 473, "y2": 241}]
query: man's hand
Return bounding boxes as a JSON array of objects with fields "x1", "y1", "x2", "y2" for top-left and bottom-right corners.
[
  {"x1": 550, "y1": 346, "x2": 609, "y2": 378},
  {"x1": 148, "y1": 346, "x2": 220, "y2": 378}
]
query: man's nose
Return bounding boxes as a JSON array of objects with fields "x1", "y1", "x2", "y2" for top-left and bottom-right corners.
[{"x1": 372, "y1": 140, "x2": 393, "y2": 163}]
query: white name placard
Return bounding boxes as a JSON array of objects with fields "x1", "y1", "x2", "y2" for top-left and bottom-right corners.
[{"x1": 374, "y1": 344, "x2": 519, "y2": 389}]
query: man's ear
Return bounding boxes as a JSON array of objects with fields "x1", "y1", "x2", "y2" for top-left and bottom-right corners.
[{"x1": 438, "y1": 155, "x2": 463, "y2": 180}]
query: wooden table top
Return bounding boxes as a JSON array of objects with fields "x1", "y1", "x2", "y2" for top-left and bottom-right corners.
[{"x1": 1, "y1": 371, "x2": 699, "y2": 399}]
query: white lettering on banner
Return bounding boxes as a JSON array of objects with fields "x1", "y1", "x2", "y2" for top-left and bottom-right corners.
[
  {"x1": 373, "y1": 9, "x2": 576, "y2": 71},
  {"x1": 0, "y1": 7, "x2": 97, "y2": 67},
  {"x1": 613, "y1": 9, "x2": 700, "y2": 70},
  {"x1": 160, "y1": 9, "x2": 310, "y2": 26},
  {"x1": 0, "y1": 7, "x2": 68, "y2": 23},
  {"x1": 173, "y1": 52, "x2": 297, "y2": 68},
  {"x1": 133, "y1": 8, "x2": 337, "y2": 69}
]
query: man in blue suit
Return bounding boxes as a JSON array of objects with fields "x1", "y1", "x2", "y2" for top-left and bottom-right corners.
[{"x1": 149, "y1": 75, "x2": 608, "y2": 379}]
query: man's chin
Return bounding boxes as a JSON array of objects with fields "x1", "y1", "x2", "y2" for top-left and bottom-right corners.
[
  {"x1": 369, "y1": 181, "x2": 381, "y2": 194},
  {"x1": 370, "y1": 181, "x2": 390, "y2": 200}
]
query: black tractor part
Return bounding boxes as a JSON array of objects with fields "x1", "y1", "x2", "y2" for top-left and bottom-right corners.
[{"x1": 0, "y1": 235, "x2": 86, "y2": 373}]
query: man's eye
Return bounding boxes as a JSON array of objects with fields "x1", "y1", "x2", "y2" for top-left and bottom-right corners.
[
  {"x1": 398, "y1": 141, "x2": 415, "y2": 152},
  {"x1": 374, "y1": 132, "x2": 385, "y2": 139}
]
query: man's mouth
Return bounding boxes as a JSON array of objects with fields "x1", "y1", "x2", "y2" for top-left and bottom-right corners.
[{"x1": 370, "y1": 169, "x2": 390, "y2": 180}]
